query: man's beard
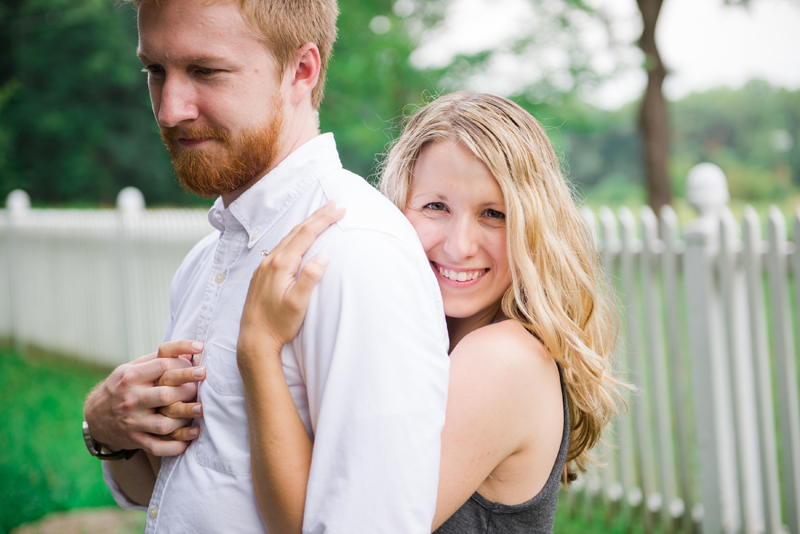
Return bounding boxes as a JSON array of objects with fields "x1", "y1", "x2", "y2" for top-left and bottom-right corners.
[{"x1": 160, "y1": 105, "x2": 284, "y2": 199}]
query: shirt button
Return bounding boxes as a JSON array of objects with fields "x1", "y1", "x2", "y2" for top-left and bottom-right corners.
[
  {"x1": 215, "y1": 272, "x2": 226, "y2": 284},
  {"x1": 195, "y1": 353, "x2": 203, "y2": 364},
  {"x1": 149, "y1": 506, "x2": 158, "y2": 519},
  {"x1": 250, "y1": 232, "x2": 259, "y2": 241}
]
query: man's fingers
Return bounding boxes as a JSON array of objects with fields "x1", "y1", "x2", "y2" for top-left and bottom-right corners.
[
  {"x1": 168, "y1": 425, "x2": 200, "y2": 442},
  {"x1": 158, "y1": 401, "x2": 203, "y2": 419},
  {"x1": 157, "y1": 339, "x2": 205, "y2": 360},
  {"x1": 156, "y1": 366, "x2": 205, "y2": 387}
]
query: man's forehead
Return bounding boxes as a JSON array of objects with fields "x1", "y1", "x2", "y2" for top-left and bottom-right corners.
[{"x1": 137, "y1": 0, "x2": 265, "y2": 62}]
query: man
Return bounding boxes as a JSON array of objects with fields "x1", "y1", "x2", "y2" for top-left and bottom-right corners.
[{"x1": 81, "y1": 0, "x2": 450, "y2": 531}]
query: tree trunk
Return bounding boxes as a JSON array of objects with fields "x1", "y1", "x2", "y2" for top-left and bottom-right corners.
[{"x1": 637, "y1": 0, "x2": 672, "y2": 214}]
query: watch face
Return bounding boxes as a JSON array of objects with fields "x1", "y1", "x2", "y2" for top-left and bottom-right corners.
[{"x1": 82, "y1": 421, "x2": 100, "y2": 456}]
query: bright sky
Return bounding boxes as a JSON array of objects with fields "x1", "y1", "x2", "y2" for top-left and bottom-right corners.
[{"x1": 410, "y1": 0, "x2": 800, "y2": 108}]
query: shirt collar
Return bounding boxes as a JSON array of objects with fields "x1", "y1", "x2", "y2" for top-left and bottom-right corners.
[{"x1": 206, "y1": 133, "x2": 342, "y2": 247}]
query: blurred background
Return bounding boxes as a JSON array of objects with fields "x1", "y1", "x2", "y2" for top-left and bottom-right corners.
[
  {"x1": 1, "y1": 0, "x2": 798, "y2": 211},
  {"x1": 2, "y1": 0, "x2": 800, "y2": 533}
]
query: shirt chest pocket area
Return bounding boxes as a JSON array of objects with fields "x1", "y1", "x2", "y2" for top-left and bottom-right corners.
[{"x1": 194, "y1": 342, "x2": 251, "y2": 476}]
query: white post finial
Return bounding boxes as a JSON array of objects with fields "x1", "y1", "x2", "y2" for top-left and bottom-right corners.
[
  {"x1": 116, "y1": 187, "x2": 145, "y2": 214},
  {"x1": 687, "y1": 163, "x2": 730, "y2": 218},
  {"x1": 6, "y1": 190, "x2": 31, "y2": 213}
]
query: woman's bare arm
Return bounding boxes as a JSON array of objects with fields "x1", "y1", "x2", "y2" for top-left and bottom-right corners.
[{"x1": 237, "y1": 202, "x2": 343, "y2": 534}]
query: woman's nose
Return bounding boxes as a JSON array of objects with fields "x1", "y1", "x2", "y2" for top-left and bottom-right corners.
[{"x1": 442, "y1": 219, "x2": 479, "y2": 260}]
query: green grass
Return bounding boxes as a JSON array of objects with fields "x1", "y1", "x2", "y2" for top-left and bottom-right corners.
[
  {"x1": 0, "y1": 346, "x2": 123, "y2": 533},
  {"x1": 0, "y1": 345, "x2": 631, "y2": 533}
]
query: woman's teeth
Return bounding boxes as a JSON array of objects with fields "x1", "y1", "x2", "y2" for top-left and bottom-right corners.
[{"x1": 437, "y1": 266, "x2": 485, "y2": 281}]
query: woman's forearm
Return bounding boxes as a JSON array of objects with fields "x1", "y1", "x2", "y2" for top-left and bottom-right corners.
[{"x1": 240, "y1": 345, "x2": 313, "y2": 534}]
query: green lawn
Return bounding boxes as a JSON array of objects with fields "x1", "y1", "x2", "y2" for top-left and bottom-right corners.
[
  {"x1": 0, "y1": 344, "x2": 635, "y2": 533},
  {"x1": 0, "y1": 346, "x2": 124, "y2": 533}
]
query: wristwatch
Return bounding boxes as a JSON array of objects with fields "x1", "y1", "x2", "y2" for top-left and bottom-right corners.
[{"x1": 82, "y1": 421, "x2": 138, "y2": 460}]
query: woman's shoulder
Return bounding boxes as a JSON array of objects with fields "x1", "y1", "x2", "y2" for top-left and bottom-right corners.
[{"x1": 451, "y1": 319, "x2": 558, "y2": 395}]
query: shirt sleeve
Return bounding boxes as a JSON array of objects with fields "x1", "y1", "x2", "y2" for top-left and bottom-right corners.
[
  {"x1": 102, "y1": 463, "x2": 149, "y2": 512},
  {"x1": 298, "y1": 229, "x2": 450, "y2": 534}
]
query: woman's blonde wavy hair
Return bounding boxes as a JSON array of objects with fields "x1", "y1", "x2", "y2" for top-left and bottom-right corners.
[{"x1": 380, "y1": 91, "x2": 622, "y2": 481}]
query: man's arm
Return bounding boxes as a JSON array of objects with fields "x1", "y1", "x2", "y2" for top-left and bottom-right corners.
[
  {"x1": 83, "y1": 340, "x2": 205, "y2": 506},
  {"x1": 300, "y1": 230, "x2": 450, "y2": 533}
]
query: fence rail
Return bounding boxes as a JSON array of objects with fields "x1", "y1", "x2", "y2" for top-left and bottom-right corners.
[{"x1": 2, "y1": 164, "x2": 799, "y2": 534}]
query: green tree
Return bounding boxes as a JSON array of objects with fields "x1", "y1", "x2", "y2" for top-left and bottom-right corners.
[{"x1": 0, "y1": 0, "x2": 446, "y2": 206}]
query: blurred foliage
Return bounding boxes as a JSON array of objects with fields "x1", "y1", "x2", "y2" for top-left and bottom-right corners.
[
  {"x1": 510, "y1": 80, "x2": 800, "y2": 209},
  {"x1": 0, "y1": 0, "x2": 798, "y2": 209},
  {"x1": 0, "y1": 0, "x2": 445, "y2": 206}
]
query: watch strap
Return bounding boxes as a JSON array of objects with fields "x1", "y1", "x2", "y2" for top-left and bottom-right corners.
[{"x1": 82, "y1": 421, "x2": 137, "y2": 461}]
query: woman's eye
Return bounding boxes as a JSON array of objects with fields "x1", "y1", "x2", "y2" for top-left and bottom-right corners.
[
  {"x1": 484, "y1": 209, "x2": 505, "y2": 220},
  {"x1": 424, "y1": 202, "x2": 446, "y2": 211}
]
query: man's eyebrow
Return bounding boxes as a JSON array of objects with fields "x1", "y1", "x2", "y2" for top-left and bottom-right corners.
[{"x1": 135, "y1": 52, "x2": 229, "y2": 64}]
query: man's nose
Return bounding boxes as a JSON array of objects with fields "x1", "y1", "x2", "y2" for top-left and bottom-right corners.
[
  {"x1": 155, "y1": 75, "x2": 199, "y2": 128},
  {"x1": 443, "y1": 218, "x2": 479, "y2": 260}
]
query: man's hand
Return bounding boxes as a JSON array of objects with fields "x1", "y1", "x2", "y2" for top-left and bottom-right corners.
[{"x1": 83, "y1": 340, "x2": 206, "y2": 456}]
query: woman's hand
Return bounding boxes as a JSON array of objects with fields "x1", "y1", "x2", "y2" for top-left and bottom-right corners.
[{"x1": 238, "y1": 201, "x2": 345, "y2": 365}]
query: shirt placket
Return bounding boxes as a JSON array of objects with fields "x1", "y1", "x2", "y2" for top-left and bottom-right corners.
[{"x1": 145, "y1": 209, "x2": 246, "y2": 534}]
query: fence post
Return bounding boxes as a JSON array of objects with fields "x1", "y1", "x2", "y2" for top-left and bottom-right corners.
[
  {"x1": 117, "y1": 187, "x2": 145, "y2": 362},
  {"x1": 684, "y1": 163, "x2": 739, "y2": 534},
  {"x1": 6, "y1": 190, "x2": 30, "y2": 354}
]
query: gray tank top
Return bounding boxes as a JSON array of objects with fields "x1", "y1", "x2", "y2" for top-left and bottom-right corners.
[{"x1": 433, "y1": 361, "x2": 570, "y2": 534}]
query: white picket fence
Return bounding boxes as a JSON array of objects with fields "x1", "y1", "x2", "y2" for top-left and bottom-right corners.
[
  {"x1": 1, "y1": 164, "x2": 799, "y2": 534},
  {"x1": 0, "y1": 188, "x2": 211, "y2": 367}
]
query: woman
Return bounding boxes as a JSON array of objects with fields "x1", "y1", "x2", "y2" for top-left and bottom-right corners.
[{"x1": 237, "y1": 91, "x2": 621, "y2": 533}]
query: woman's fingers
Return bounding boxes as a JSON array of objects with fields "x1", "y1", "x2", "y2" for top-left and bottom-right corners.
[
  {"x1": 156, "y1": 366, "x2": 205, "y2": 387},
  {"x1": 268, "y1": 202, "x2": 345, "y2": 262},
  {"x1": 287, "y1": 253, "x2": 330, "y2": 312},
  {"x1": 168, "y1": 425, "x2": 200, "y2": 442},
  {"x1": 158, "y1": 401, "x2": 203, "y2": 419},
  {"x1": 156, "y1": 339, "x2": 204, "y2": 359}
]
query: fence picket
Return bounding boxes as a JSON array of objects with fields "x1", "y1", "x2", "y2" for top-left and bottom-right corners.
[
  {"x1": 766, "y1": 207, "x2": 800, "y2": 534},
  {"x1": 640, "y1": 206, "x2": 677, "y2": 526},
  {"x1": 619, "y1": 207, "x2": 654, "y2": 532},
  {"x1": 598, "y1": 207, "x2": 630, "y2": 517}
]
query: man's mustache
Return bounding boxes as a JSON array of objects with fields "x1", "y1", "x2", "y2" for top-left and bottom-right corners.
[{"x1": 160, "y1": 125, "x2": 232, "y2": 147}]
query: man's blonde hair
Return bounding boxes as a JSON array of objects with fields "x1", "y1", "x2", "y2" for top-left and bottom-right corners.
[
  {"x1": 381, "y1": 91, "x2": 624, "y2": 479},
  {"x1": 131, "y1": 0, "x2": 338, "y2": 109}
]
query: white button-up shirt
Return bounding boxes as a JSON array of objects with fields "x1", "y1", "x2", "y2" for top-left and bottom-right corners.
[{"x1": 104, "y1": 133, "x2": 450, "y2": 533}]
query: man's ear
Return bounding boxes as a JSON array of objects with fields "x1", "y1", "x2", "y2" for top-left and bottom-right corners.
[{"x1": 286, "y1": 43, "x2": 321, "y2": 106}]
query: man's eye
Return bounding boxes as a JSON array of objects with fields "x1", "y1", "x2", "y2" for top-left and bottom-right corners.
[
  {"x1": 484, "y1": 209, "x2": 505, "y2": 219},
  {"x1": 424, "y1": 202, "x2": 446, "y2": 211},
  {"x1": 142, "y1": 65, "x2": 164, "y2": 77},
  {"x1": 196, "y1": 68, "x2": 217, "y2": 76}
]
